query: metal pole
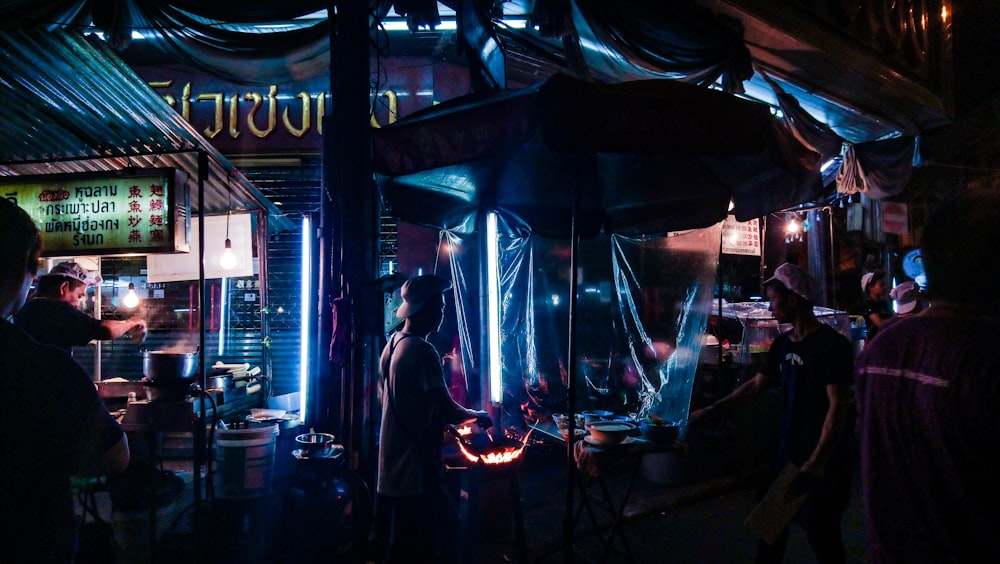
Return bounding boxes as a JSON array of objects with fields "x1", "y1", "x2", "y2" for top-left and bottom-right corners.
[
  {"x1": 329, "y1": 0, "x2": 376, "y2": 475},
  {"x1": 256, "y1": 210, "x2": 273, "y2": 382},
  {"x1": 94, "y1": 257, "x2": 102, "y2": 382},
  {"x1": 195, "y1": 149, "x2": 208, "y2": 559},
  {"x1": 760, "y1": 216, "x2": 768, "y2": 291},
  {"x1": 564, "y1": 181, "x2": 580, "y2": 563},
  {"x1": 828, "y1": 207, "x2": 837, "y2": 308},
  {"x1": 718, "y1": 227, "x2": 723, "y2": 364}
]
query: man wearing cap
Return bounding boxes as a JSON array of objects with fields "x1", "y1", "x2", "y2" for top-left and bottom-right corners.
[
  {"x1": 377, "y1": 274, "x2": 492, "y2": 563},
  {"x1": 690, "y1": 262, "x2": 855, "y2": 563},
  {"x1": 855, "y1": 193, "x2": 1000, "y2": 562},
  {"x1": 878, "y1": 280, "x2": 924, "y2": 333},
  {"x1": 13, "y1": 261, "x2": 146, "y2": 354},
  {"x1": 861, "y1": 270, "x2": 893, "y2": 342}
]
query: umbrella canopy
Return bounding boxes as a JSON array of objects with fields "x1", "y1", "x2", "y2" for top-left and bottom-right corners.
[{"x1": 372, "y1": 73, "x2": 823, "y2": 239}]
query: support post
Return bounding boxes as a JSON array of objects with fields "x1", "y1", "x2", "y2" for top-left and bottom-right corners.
[{"x1": 326, "y1": 0, "x2": 377, "y2": 479}]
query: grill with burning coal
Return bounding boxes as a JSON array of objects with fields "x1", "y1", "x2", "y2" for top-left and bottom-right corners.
[
  {"x1": 449, "y1": 424, "x2": 533, "y2": 466},
  {"x1": 448, "y1": 423, "x2": 530, "y2": 561}
]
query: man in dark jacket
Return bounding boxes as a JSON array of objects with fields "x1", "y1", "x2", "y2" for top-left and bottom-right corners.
[
  {"x1": 856, "y1": 192, "x2": 1000, "y2": 562},
  {"x1": 0, "y1": 198, "x2": 130, "y2": 563}
]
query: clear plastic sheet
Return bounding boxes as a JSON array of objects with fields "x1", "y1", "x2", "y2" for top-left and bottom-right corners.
[{"x1": 444, "y1": 213, "x2": 722, "y2": 436}]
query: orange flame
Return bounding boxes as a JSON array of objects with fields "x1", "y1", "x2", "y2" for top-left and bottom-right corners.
[{"x1": 455, "y1": 428, "x2": 534, "y2": 465}]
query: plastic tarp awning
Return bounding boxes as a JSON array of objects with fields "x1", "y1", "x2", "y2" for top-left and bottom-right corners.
[
  {"x1": 0, "y1": 28, "x2": 294, "y2": 233},
  {"x1": 373, "y1": 73, "x2": 824, "y2": 239},
  {"x1": 373, "y1": 74, "x2": 825, "y2": 429}
]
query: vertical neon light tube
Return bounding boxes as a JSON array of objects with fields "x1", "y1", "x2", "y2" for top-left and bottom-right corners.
[
  {"x1": 218, "y1": 277, "x2": 228, "y2": 357},
  {"x1": 299, "y1": 215, "x2": 312, "y2": 422},
  {"x1": 486, "y1": 212, "x2": 502, "y2": 404}
]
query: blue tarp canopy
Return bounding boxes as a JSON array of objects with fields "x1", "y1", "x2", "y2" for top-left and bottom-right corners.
[{"x1": 372, "y1": 73, "x2": 824, "y2": 239}]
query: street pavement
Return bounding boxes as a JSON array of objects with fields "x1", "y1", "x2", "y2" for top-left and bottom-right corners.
[
  {"x1": 87, "y1": 427, "x2": 867, "y2": 563},
  {"x1": 477, "y1": 441, "x2": 868, "y2": 564}
]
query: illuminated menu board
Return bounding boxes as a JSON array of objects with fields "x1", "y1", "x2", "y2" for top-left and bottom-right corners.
[
  {"x1": 721, "y1": 215, "x2": 761, "y2": 256},
  {"x1": 1, "y1": 169, "x2": 190, "y2": 256}
]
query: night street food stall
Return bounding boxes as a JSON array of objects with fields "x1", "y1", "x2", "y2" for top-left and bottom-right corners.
[
  {"x1": 372, "y1": 71, "x2": 827, "y2": 554},
  {"x1": 0, "y1": 28, "x2": 296, "y2": 557},
  {"x1": 373, "y1": 72, "x2": 825, "y2": 433},
  {"x1": 0, "y1": 29, "x2": 293, "y2": 400}
]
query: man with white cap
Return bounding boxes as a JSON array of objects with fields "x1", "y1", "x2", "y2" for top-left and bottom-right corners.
[
  {"x1": 376, "y1": 274, "x2": 492, "y2": 563},
  {"x1": 877, "y1": 280, "x2": 924, "y2": 334},
  {"x1": 690, "y1": 262, "x2": 855, "y2": 563},
  {"x1": 14, "y1": 260, "x2": 146, "y2": 354},
  {"x1": 861, "y1": 270, "x2": 892, "y2": 341}
]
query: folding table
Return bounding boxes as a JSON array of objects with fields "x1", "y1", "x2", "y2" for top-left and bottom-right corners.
[{"x1": 531, "y1": 422, "x2": 676, "y2": 562}]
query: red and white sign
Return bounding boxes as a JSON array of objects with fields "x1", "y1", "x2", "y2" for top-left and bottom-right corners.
[
  {"x1": 721, "y1": 216, "x2": 761, "y2": 256},
  {"x1": 881, "y1": 202, "x2": 909, "y2": 235}
]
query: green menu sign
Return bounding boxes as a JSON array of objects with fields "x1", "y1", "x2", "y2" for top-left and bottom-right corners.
[{"x1": 1, "y1": 168, "x2": 190, "y2": 256}]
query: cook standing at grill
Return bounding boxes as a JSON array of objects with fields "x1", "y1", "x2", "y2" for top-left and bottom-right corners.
[
  {"x1": 13, "y1": 261, "x2": 146, "y2": 354},
  {"x1": 377, "y1": 274, "x2": 492, "y2": 564}
]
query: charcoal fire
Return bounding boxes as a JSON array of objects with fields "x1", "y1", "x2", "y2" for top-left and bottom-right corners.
[{"x1": 451, "y1": 426, "x2": 533, "y2": 466}]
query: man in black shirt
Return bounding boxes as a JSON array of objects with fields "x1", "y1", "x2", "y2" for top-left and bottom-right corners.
[
  {"x1": 690, "y1": 263, "x2": 855, "y2": 563},
  {"x1": 14, "y1": 260, "x2": 146, "y2": 354}
]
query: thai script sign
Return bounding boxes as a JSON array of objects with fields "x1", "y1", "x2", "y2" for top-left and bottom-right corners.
[
  {"x1": 1, "y1": 169, "x2": 189, "y2": 256},
  {"x1": 721, "y1": 215, "x2": 761, "y2": 256},
  {"x1": 132, "y1": 60, "x2": 470, "y2": 154}
]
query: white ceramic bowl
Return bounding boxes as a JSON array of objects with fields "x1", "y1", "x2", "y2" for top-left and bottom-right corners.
[
  {"x1": 295, "y1": 432, "x2": 336, "y2": 456},
  {"x1": 552, "y1": 412, "x2": 585, "y2": 430},
  {"x1": 581, "y1": 409, "x2": 614, "y2": 425},
  {"x1": 586, "y1": 421, "x2": 637, "y2": 446}
]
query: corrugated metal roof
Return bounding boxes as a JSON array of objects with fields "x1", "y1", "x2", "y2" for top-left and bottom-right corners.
[{"x1": 0, "y1": 28, "x2": 295, "y2": 233}]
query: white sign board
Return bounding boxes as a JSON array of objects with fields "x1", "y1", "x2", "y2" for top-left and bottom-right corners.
[
  {"x1": 721, "y1": 216, "x2": 761, "y2": 256},
  {"x1": 147, "y1": 214, "x2": 255, "y2": 282},
  {"x1": 881, "y1": 202, "x2": 909, "y2": 235}
]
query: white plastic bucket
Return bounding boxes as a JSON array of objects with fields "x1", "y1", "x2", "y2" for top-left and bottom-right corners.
[{"x1": 214, "y1": 423, "x2": 279, "y2": 500}]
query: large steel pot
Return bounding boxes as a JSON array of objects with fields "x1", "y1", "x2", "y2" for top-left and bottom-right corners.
[{"x1": 141, "y1": 345, "x2": 200, "y2": 382}]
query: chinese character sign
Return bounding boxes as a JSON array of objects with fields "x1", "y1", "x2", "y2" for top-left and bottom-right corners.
[
  {"x1": 1, "y1": 170, "x2": 182, "y2": 256},
  {"x1": 721, "y1": 215, "x2": 761, "y2": 256}
]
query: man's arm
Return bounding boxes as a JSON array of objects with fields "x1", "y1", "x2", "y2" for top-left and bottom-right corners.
[
  {"x1": 867, "y1": 311, "x2": 887, "y2": 328},
  {"x1": 428, "y1": 387, "x2": 491, "y2": 428},
  {"x1": 689, "y1": 369, "x2": 776, "y2": 425},
  {"x1": 800, "y1": 382, "x2": 852, "y2": 475},
  {"x1": 100, "y1": 435, "x2": 130, "y2": 475},
  {"x1": 98, "y1": 317, "x2": 146, "y2": 341}
]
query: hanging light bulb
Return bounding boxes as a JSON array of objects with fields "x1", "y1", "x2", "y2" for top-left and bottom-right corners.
[
  {"x1": 219, "y1": 169, "x2": 238, "y2": 270},
  {"x1": 220, "y1": 238, "x2": 238, "y2": 270},
  {"x1": 123, "y1": 282, "x2": 140, "y2": 309},
  {"x1": 786, "y1": 218, "x2": 801, "y2": 235},
  {"x1": 784, "y1": 214, "x2": 804, "y2": 244}
]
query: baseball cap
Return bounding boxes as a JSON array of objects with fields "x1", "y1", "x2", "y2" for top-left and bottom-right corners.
[
  {"x1": 395, "y1": 274, "x2": 452, "y2": 318},
  {"x1": 860, "y1": 272, "x2": 874, "y2": 292},
  {"x1": 763, "y1": 263, "x2": 814, "y2": 302},
  {"x1": 861, "y1": 270, "x2": 884, "y2": 293},
  {"x1": 41, "y1": 261, "x2": 103, "y2": 286},
  {"x1": 889, "y1": 281, "x2": 920, "y2": 314}
]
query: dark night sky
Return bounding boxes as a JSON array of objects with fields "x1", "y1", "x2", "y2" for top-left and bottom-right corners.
[{"x1": 951, "y1": 0, "x2": 1000, "y2": 116}]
